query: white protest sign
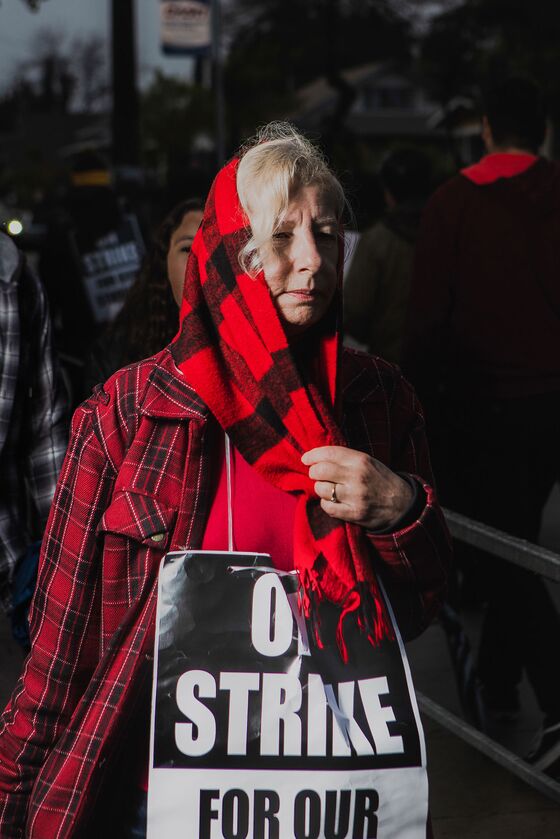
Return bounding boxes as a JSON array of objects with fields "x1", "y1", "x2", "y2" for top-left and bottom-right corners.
[
  {"x1": 76, "y1": 214, "x2": 144, "y2": 324},
  {"x1": 148, "y1": 551, "x2": 428, "y2": 838}
]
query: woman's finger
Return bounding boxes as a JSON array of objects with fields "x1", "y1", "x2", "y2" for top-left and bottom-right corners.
[
  {"x1": 314, "y1": 480, "x2": 345, "y2": 504},
  {"x1": 308, "y1": 460, "x2": 347, "y2": 483},
  {"x1": 301, "y1": 445, "x2": 356, "y2": 467}
]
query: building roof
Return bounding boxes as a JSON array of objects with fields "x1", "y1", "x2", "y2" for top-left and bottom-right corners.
[{"x1": 288, "y1": 62, "x2": 443, "y2": 139}]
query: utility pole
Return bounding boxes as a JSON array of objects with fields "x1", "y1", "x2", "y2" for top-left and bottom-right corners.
[
  {"x1": 111, "y1": 0, "x2": 139, "y2": 167},
  {"x1": 211, "y1": 0, "x2": 225, "y2": 167}
]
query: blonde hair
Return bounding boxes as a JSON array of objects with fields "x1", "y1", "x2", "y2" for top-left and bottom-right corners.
[{"x1": 236, "y1": 122, "x2": 346, "y2": 276}]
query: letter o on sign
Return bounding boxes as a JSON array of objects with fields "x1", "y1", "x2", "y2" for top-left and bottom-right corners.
[{"x1": 251, "y1": 574, "x2": 293, "y2": 657}]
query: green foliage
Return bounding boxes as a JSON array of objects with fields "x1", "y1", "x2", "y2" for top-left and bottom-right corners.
[
  {"x1": 19, "y1": 0, "x2": 46, "y2": 9},
  {"x1": 140, "y1": 71, "x2": 214, "y2": 166}
]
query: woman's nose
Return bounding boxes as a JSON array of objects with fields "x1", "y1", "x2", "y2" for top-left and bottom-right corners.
[{"x1": 294, "y1": 229, "x2": 322, "y2": 274}]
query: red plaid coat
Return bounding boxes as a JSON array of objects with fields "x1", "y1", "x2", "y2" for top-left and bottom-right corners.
[{"x1": 0, "y1": 346, "x2": 451, "y2": 838}]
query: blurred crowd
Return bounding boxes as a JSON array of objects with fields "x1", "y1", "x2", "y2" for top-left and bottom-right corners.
[{"x1": 1, "y1": 75, "x2": 559, "y2": 778}]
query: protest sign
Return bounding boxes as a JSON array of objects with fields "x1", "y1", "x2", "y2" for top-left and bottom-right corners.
[
  {"x1": 73, "y1": 214, "x2": 144, "y2": 324},
  {"x1": 148, "y1": 550, "x2": 428, "y2": 838}
]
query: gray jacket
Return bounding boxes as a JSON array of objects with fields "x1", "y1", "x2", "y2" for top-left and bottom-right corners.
[{"x1": 0, "y1": 232, "x2": 68, "y2": 611}]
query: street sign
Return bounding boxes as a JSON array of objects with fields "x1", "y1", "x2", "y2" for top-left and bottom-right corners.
[{"x1": 160, "y1": 0, "x2": 212, "y2": 56}]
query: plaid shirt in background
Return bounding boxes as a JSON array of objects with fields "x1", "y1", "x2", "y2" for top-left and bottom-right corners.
[{"x1": 0, "y1": 232, "x2": 68, "y2": 612}]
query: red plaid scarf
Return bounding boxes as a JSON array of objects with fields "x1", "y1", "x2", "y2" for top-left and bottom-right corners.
[{"x1": 171, "y1": 158, "x2": 393, "y2": 658}]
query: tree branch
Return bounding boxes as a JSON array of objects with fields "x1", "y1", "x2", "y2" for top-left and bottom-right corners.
[{"x1": 19, "y1": 0, "x2": 47, "y2": 11}]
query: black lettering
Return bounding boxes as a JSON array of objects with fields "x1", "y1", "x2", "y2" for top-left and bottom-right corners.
[
  {"x1": 199, "y1": 790, "x2": 220, "y2": 839},
  {"x1": 352, "y1": 789, "x2": 379, "y2": 839},
  {"x1": 325, "y1": 790, "x2": 351, "y2": 839},
  {"x1": 254, "y1": 790, "x2": 280, "y2": 839},
  {"x1": 294, "y1": 790, "x2": 321, "y2": 839},
  {"x1": 222, "y1": 789, "x2": 249, "y2": 839}
]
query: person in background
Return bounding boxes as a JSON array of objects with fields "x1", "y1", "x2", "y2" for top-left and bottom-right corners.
[
  {"x1": 82, "y1": 199, "x2": 204, "y2": 397},
  {"x1": 344, "y1": 147, "x2": 432, "y2": 364},
  {"x1": 404, "y1": 77, "x2": 560, "y2": 776},
  {"x1": 0, "y1": 232, "x2": 68, "y2": 650},
  {"x1": 39, "y1": 150, "x2": 144, "y2": 407}
]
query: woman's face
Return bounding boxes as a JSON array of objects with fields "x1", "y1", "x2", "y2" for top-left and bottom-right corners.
[
  {"x1": 260, "y1": 184, "x2": 339, "y2": 337},
  {"x1": 167, "y1": 209, "x2": 204, "y2": 305}
]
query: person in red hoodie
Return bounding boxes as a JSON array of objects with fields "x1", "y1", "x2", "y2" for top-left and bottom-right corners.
[{"x1": 405, "y1": 77, "x2": 560, "y2": 775}]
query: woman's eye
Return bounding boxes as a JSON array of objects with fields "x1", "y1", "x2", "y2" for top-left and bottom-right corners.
[
  {"x1": 273, "y1": 231, "x2": 291, "y2": 240},
  {"x1": 180, "y1": 245, "x2": 192, "y2": 254}
]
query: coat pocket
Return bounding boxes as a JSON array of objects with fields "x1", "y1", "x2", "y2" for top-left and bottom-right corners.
[{"x1": 96, "y1": 489, "x2": 177, "y2": 553}]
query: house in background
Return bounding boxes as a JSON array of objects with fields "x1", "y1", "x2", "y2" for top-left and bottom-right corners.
[{"x1": 289, "y1": 62, "x2": 445, "y2": 146}]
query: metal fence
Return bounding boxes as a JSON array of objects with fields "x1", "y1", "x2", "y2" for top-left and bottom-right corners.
[
  {"x1": 444, "y1": 509, "x2": 560, "y2": 584},
  {"x1": 417, "y1": 509, "x2": 560, "y2": 805}
]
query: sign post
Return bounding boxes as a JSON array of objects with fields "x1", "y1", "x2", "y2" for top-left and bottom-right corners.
[
  {"x1": 211, "y1": 0, "x2": 226, "y2": 166},
  {"x1": 159, "y1": 0, "x2": 225, "y2": 166},
  {"x1": 112, "y1": 0, "x2": 139, "y2": 166}
]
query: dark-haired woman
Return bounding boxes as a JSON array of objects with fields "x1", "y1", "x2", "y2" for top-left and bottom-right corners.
[{"x1": 82, "y1": 199, "x2": 203, "y2": 397}]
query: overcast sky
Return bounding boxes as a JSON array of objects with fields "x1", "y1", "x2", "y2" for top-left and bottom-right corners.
[{"x1": 0, "y1": 0, "x2": 194, "y2": 91}]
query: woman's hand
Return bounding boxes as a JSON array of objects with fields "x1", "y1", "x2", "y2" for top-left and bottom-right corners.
[{"x1": 301, "y1": 445, "x2": 413, "y2": 531}]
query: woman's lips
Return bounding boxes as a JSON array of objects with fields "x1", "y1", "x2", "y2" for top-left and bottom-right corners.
[{"x1": 285, "y1": 289, "x2": 322, "y2": 300}]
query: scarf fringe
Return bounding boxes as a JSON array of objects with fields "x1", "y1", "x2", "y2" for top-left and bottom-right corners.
[
  {"x1": 335, "y1": 589, "x2": 361, "y2": 663},
  {"x1": 299, "y1": 568, "x2": 324, "y2": 649},
  {"x1": 336, "y1": 581, "x2": 394, "y2": 662},
  {"x1": 355, "y1": 580, "x2": 395, "y2": 649},
  {"x1": 299, "y1": 571, "x2": 394, "y2": 662}
]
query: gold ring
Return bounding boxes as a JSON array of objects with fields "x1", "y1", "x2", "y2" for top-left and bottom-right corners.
[{"x1": 330, "y1": 484, "x2": 338, "y2": 503}]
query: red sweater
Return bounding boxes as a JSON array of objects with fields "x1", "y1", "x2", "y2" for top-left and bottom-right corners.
[
  {"x1": 201, "y1": 431, "x2": 296, "y2": 571},
  {"x1": 406, "y1": 154, "x2": 560, "y2": 399}
]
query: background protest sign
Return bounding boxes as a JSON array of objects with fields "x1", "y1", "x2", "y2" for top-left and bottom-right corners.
[
  {"x1": 148, "y1": 551, "x2": 428, "y2": 838},
  {"x1": 72, "y1": 214, "x2": 144, "y2": 324}
]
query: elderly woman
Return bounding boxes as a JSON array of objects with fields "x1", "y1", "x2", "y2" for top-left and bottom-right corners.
[{"x1": 0, "y1": 124, "x2": 450, "y2": 838}]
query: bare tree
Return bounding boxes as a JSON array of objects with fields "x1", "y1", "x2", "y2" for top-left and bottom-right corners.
[
  {"x1": 6, "y1": 26, "x2": 108, "y2": 115},
  {"x1": 18, "y1": 0, "x2": 47, "y2": 9},
  {"x1": 71, "y1": 35, "x2": 109, "y2": 112},
  {"x1": 23, "y1": 27, "x2": 76, "y2": 113}
]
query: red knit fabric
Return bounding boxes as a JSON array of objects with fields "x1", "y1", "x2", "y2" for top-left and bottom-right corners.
[
  {"x1": 171, "y1": 158, "x2": 393, "y2": 654},
  {"x1": 461, "y1": 151, "x2": 537, "y2": 185}
]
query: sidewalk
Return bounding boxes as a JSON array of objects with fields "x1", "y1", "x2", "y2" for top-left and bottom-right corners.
[{"x1": 425, "y1": 713, "x2": 560, "y2": 838}]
